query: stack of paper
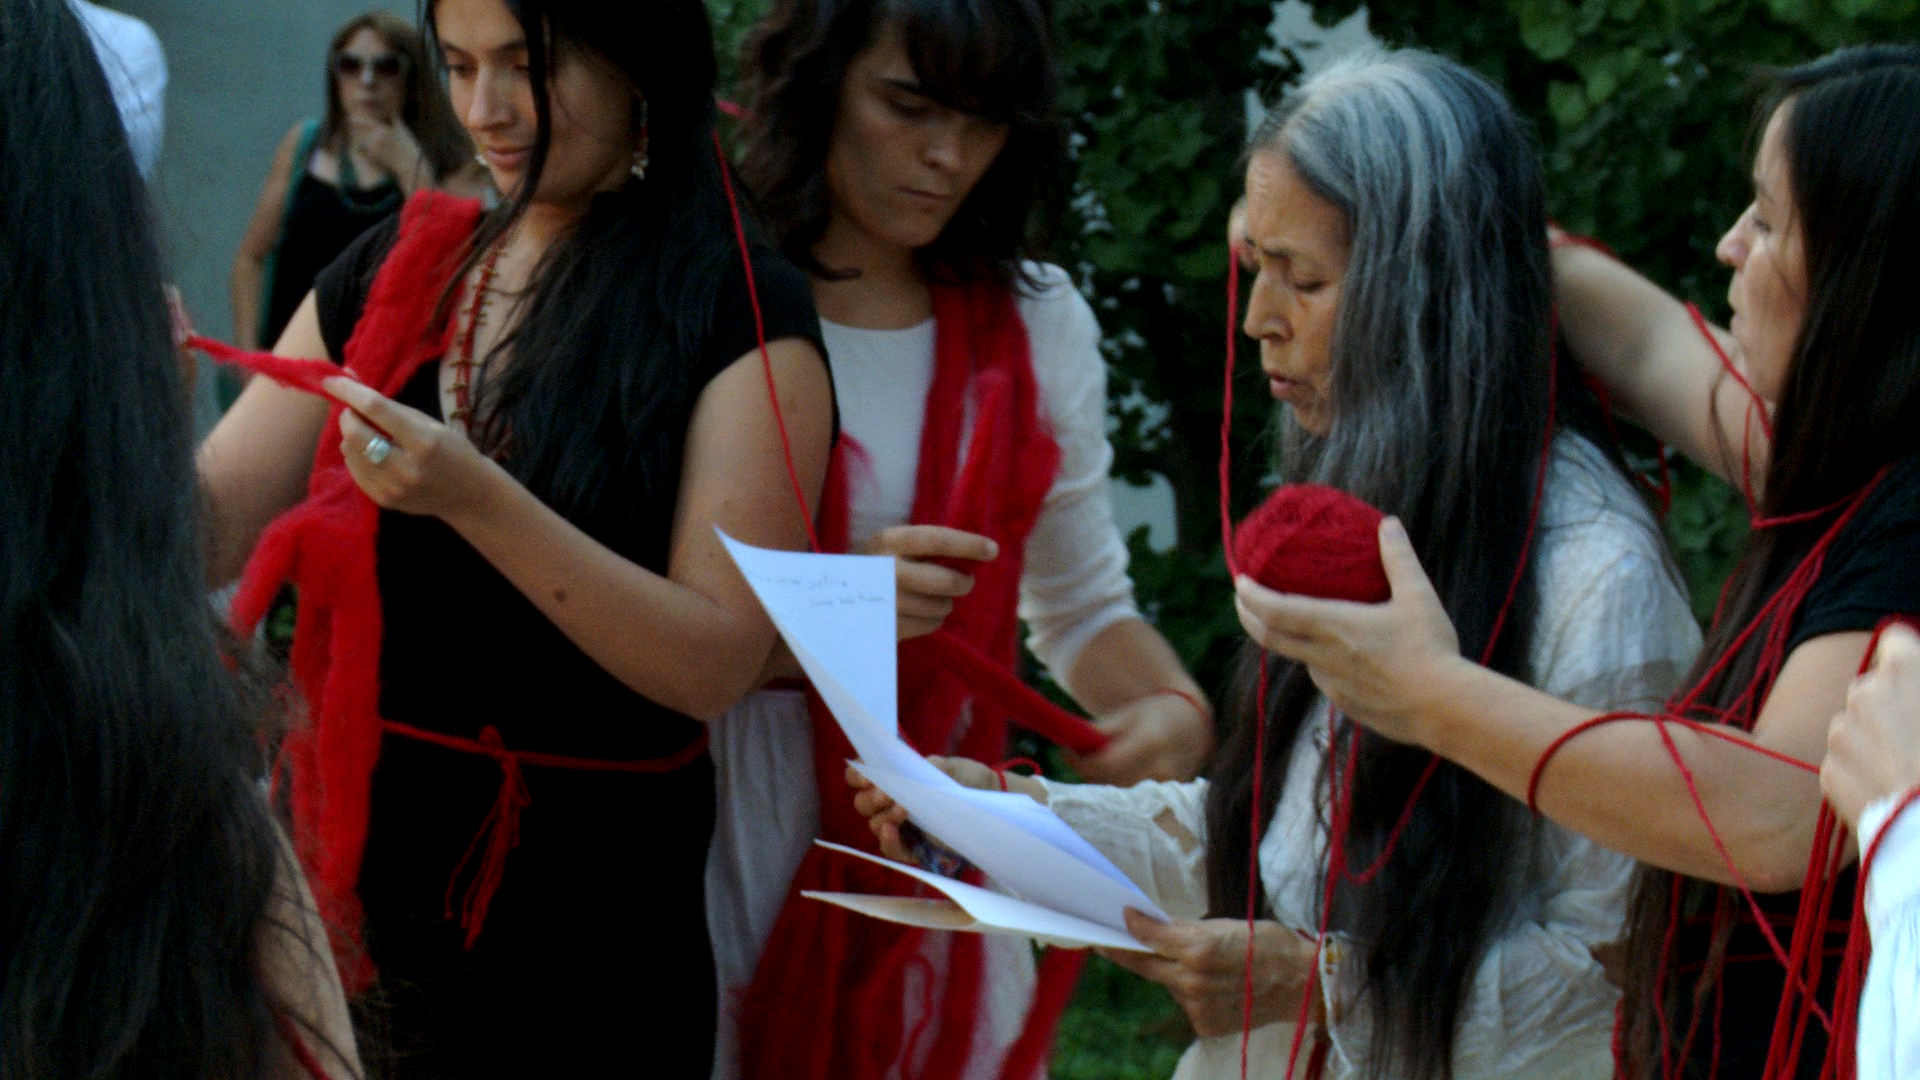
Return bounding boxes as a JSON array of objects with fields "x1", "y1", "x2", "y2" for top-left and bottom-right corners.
[{"x1": 719, "y1": 531, "x2": 1164, "y2": 951}]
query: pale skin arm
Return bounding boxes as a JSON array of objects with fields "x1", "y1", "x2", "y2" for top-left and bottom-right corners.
[
  {"x1": 260, "y1": 827, "x2": 362, "y2": 1080},
  {"x1": 1553, "y1": 243, "x2": 1764, "y2": 487},
  {"x1": 198, "y1": 294, "x2": 335, "y2": 586},
  {"x1": 848, "y1": 756, "x2": 1317, "y2": 1032},
  {"x1": 1824, "y1": 625, "x2": 1920, "y2": 831},
  {"x1": 325, "y1": 338, "x2": 833, "y2": 722},
  {"x1": 231, "y1": 124, "x2": 303, "y2": 350},
  {"x1": 1236, "y1": 516, "x2": 1864, "y2": 892}
]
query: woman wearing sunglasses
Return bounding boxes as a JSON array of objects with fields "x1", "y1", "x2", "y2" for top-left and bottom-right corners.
[{"x1": 230, "y1": 11, "x2": 481, "y2": 357}]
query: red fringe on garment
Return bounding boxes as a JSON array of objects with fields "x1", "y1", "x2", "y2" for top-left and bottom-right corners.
[{"x1": 225, "y1": 191, "x2": 483, "y2": 991}]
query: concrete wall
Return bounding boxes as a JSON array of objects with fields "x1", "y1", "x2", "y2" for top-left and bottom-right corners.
[{"x1": 105, "y1": 0, "x2": 414, "y2": 429}]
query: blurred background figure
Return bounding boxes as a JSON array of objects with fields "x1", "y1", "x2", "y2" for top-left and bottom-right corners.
[
  {"x1": 69, "y1": 0, "x2": 165, "y2": 178},
  {"x1": 229, "y1": 10, "x2": 478, "y2": 357}
]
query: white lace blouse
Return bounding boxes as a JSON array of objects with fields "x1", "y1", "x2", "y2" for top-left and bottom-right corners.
[{"x1": 1037, "y1": 435, "x2": 1703, "y2": 1080}]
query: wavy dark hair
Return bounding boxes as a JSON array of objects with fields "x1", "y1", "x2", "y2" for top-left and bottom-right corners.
[
  {"x1": 0, "y1": 1, "x2": 342, "y2": 1077},
  {"x1": 735, "y1": 0, "x2": 1061, "y2": 287},
  {"x1": 1205, "y1": 50, "x2": 1630, "y2": 1080},
  {"x1": 421, "y1": 0, "x2": 787, "y2": 558},
  {"x1": 320, "y1": 11, "x2": 472, "y2": 185},
  {"x1": 1621, "y1": 44, "x2": 1920, "y2": 1077}
]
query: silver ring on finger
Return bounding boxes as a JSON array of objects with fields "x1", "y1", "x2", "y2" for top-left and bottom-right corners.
[{"x1": 362, "y1": 434, "x2": 393, "y2": 466}]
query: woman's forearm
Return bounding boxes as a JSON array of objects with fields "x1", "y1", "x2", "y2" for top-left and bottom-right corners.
[
  {"x1": 1412, "y1": 659, "x2": 1822, "y2": 890},
  {"x1": 231, "y1": 254, "x2": 265, "y2": 351},
  {"x1": 1062, "y1": 616, "x2": 1204, "y2": 716},
  {"x1": 445, "y1": 463, "x2": 778, "y2": 722}
]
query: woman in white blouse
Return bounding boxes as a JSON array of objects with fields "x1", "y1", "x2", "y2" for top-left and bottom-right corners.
[
  {"x1": 706, "y1": 0, "x2": 1212, "y2": 1076},
  {"x1": 1824, "y1": 623, "x2": 1920, "y2": 1080},
  {"x1": 858, "y1": 49, "x2": 1701, "y2": 1079}
]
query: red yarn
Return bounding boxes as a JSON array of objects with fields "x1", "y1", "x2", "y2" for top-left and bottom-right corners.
[
  {"x1": 1231, "y1": 485, "x2": 1390, "y2": 604},
  {"x1": 187, "y1": 335, "x2": 353, "y2": 397}
]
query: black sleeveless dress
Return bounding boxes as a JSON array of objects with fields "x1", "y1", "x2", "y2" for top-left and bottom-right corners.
[
  {"x1": 311, "y1": 212, "x2": 825, "y2": 1079},
  {"x1": 261, "y1": 142, "x2": 401, "y2": 348}
]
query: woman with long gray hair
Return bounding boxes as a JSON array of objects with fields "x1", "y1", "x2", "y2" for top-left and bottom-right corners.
[{"x1": 854, "y1": 48, "x2": 1698, "y2": 1079}]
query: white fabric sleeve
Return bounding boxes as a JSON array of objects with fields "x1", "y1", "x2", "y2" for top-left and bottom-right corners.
[
  {"x1": 1320, "y1": 455, "x2": 1701, "y2": 1079},
  {"x1": 1015, "y1": 265, "x2": 1142, "y2": 678},
  {"x1": 1034, "y1": 776, "x2": 1213, "y2": 919},
  {"x1": 1856, "y1": 792, "x2": 1920, "y2": 1080}
]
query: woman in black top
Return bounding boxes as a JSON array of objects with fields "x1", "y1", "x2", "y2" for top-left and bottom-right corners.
[
  {"x1": 230, "y1": 11, "x2": 478, "y2": 354},
  {"x1": 198, "y1": 0, "x2": 835, "y2": 1075},
  {"x1": 1233, "y1": 46, "x2": 1920, "y2": 1078}
]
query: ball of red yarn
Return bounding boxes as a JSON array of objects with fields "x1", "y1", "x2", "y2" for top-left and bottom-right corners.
[{"x1": 1232, "y1": 484, "x2": 1392, "y2": 603}]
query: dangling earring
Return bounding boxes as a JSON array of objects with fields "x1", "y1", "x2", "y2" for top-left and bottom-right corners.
[{"x1": 630, "y1": 99, "x2": 650, "y2": 181}]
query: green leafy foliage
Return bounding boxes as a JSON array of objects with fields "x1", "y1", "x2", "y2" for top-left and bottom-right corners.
[{"x1": 702, "y1": 0, "x2": 1913, "y2": 1073}]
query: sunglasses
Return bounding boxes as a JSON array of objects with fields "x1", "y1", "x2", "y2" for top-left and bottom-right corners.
[{"x1": 334, "y1": 51, "x2": 407, "y2": 81}]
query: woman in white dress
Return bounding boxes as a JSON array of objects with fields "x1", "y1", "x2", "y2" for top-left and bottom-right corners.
[
  {"x1": 856, "y1": 49, "x2": 1702, "y2": 1079},
  {"x1": 706, "y1": 0, "x2": 1215, "y2": 1077}
]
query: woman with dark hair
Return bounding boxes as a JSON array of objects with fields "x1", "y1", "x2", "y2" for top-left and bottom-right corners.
[
  {"x1": 857, "y1": 48, "x2": 1702, "y2": 1079},
  {"x1": 0, "y1": 0, "x2": 357, "y2": 1077},
  {"x1": 714, "y1": 0, "x2": 1211, "y2": 1075},
  {"x1": 1238, "y1": 45, "x2": 1920, "y2": 1079},
  {"x1": 230, "y1": 10, "x2": 480, "y2": 354},
  {"x1": 197, "y1": 0, "x2": 834, "y2": 1075}
]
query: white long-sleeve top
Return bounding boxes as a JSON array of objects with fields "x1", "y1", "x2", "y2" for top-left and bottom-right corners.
[
  {"x1": 1855, "y1": 792, "x2": 1920, "y2": 1080},
  {"x1": 1037, "y1": 435, "x2": 1703, "y2": 1080}
]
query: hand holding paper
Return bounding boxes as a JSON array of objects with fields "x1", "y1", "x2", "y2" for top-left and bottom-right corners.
[{"x1": 718, "y1": 530, "x2": 1166, "y2": 950}]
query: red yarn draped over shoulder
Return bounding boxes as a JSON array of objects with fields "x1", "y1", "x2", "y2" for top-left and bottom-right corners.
[
  {"x1": 739, "y1": 279, "x2": 1082, "y2": 1080},
  {"x1": 226, "y1": 191, "x2": 484, "y2": 990}
]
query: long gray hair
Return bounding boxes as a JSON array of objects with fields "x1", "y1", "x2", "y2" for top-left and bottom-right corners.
[{"x1": 1206, "y1": 49, "x2": 1579, "y2": 1080}]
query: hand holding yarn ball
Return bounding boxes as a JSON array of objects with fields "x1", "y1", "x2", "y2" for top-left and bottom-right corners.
[
  {"x1": 1231, "y1": 484, "x2": 1392, "y2": 603},
  {"x1": 1231, "y1": 486, "x2": 1465, "y2": 742}
]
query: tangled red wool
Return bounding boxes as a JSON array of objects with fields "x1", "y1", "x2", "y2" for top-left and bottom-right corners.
[{"x1": 1231, "y1": 484, "x2": 1391, "y2": 604}]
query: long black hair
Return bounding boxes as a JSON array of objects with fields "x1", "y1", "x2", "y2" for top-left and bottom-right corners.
[
  {"x1": 1205, "y1": 50, "x2": 1630, "y2": 1080},
  {"x1": 0, "y1": 1, "x2": 333, "y2": 1076},
  {"x1": 1622, "y1": 44, "x2": 1920, "y2": 1074},
  {"x1": 422, "y1": 0, "x2": 782, "y2": 559},
  {"x1": 735, "y1": 0, "x2": 1062, "y2": 286}
]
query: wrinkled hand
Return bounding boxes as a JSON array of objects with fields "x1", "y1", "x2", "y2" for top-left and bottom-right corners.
[
  {"x1": 326, "y1": 376, "x2": 500, "y2": 521},
  {"x1": 1824, "y1": 624, "x2": 1920, "y2": 830},
  {"x1": 1101, "y1": 911, "x2": 1319, "y2": 1037},
  {"x1": 1073, "y1": 691, "x2": 1214, "y2": 785},
  {"x1": 861, "y1": 525, "x2": 999, "y2": 640},
  {"x1": 347, "y1": 114, "x2": 425, "y2": 181},
  {"x1": 847, "y1": 755, "x2": 999, "y2": 862},
  {"x1": 1233, "y1": 517, "x2": 1465, "y2": 744}
]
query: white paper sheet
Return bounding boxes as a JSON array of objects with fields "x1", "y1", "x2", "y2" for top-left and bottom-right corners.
[
  {"x1": 717, "y1": 531, "x2": 1169, "y2": 938},
  {"x1": 803, "y1": 841, "x2": 1152, "y2": 952}
]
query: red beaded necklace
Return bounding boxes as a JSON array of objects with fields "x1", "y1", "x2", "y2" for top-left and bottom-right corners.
[{"x1": 448, "y1": 241, "x2": 505, "y2": 428}]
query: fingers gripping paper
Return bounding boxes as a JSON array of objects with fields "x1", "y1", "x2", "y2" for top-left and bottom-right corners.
[{"x1": 717, "y1": 531, "x2": 1165, "y2": 950}]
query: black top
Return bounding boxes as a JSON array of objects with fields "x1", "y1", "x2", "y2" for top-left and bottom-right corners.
[
  {"x1": 1678, "y1": 451, "x2": 1920, "y2": 1080},
  {"x1": 263, "y1": 164, "x2": 401, "y2": 347},
  {"x1": 312, "y1": 211, "x2": 824, "y2": 1079}
]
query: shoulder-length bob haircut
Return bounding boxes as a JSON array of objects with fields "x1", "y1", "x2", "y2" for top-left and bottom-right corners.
[
  {"x1": 735, "y1": 0, "x2": 1062, "y2": 287},
  {"x1": 320, "y1": 10, "x2": 471, "y2": 185},
  {"x1": 1206, "y1": 48, "x2": 1620, "y2": 1080}
]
